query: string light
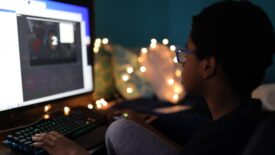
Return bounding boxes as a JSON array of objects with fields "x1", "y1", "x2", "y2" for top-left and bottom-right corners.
[
  {"x1": 44, "y1": 104, "x2": 52, "y2": 113},
  {"x1": 122, "y1": 74, "x2": 130, "y2": 81},
  {"x1": 126, "y1": 87, "x2": 133, "y2": 94},
  {"x1": 126, "y1": 67, "x2": 134, "y2": 74},
  {"x1": 87, "y1": 104, "x2": 93, "y2": 110},
  {"x1": 141, "y1": 48, "x2": 148, "y2": 54},
  {"x1": 151, "y1": 38, "x2": 157, "y2": 44},
  {"x1": 174, "y1": 85, "x2": 183, "y2": 94},
  {"x1": 64, "y1": 106, "x2": 71, "y2": 116},
  {"x1": 138, "y1": 57, "x2": 143, "y2": 63},
  {"x1": 93, "y1": 47, "x2": 99, "y2": 53},
  {"x1": 102, "y1": 38, "x2": 109, "y2": 44},
  {"x1": 170, "y1": 45, "x2": 176, "y2": 51},
  {"x1": 43, "y1": 114, "x2": 50, "y2": 119},
  {"x1": 162, "y1": 38, "x2": 169, "y2": 45},
  {"x1": 173, "y1": 56, "x2": 178, "y2": 63},
  {"x1": 96, "y1": 102, "x2": 102, "y2": 109},
  {"x1": 94, "y1": 38, "x2": 101, "y2": 46},
  {"x1": 101, "y1": 99, "x2": 108, "y2": 106},
  {"x1": 95, "y1": 98, "x2": 108, "y2": 109},
  {"x1": 150, "y1": 38, "x2": 157, "y2": 49},
  {"x1": 168, "y1": 78, "x2": 174, "y2": 85},
  {"x1": 150, "y1": 43, "x2": 157, "y2": 49},
  {"x1": 140, "y1": 66, "x2": 146, "y2": 72},
  {"x1": 173, "y1": 94, "x2": 179, "y2": 101},
  {"x1": 175, "y1": 69, "x2": 182, "y2": 77}
]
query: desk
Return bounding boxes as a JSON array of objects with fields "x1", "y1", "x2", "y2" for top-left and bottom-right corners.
[{"x1": 0, "y1": 94, "x2": 108, "y2": 155}]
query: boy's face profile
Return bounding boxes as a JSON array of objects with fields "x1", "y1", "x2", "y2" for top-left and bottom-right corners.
[
  {"x1": 181, "y1": 38, "x2": 203, "y2": 96},
  {"x1": 181, "y1": 37, "x2": 219, "y2": 97}
]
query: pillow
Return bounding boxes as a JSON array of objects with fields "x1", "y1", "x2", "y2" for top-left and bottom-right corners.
[{"x1": 112, "y1": 46, "x2": 154, "y2": 100}]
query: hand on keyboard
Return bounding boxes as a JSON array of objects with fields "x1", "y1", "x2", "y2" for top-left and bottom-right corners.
[{"x1": 32, "y1": 131, "x2": 89, "y2": 155}]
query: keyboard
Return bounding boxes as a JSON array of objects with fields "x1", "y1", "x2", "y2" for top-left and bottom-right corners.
[{"x1": 2, "y1": 109, "x2": 102, "y2": 155}]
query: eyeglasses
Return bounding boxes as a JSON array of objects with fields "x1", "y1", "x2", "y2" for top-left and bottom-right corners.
[{"x1": 175, "y1": 49, "x2": 194, "y2": 63}]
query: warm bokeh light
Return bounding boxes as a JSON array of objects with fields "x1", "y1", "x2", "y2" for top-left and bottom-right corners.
[
  {"x1": 122, "y1": 74, "x2": 130, "y2": 81},
  {"x1": 173, "y1": 94, "x2": 179, "y2": 101},
  {"x1": 94, "y1": 38, "x2": 101, "y2": 45},
  {"x1": 138, "y1": 57, "x2": 143, "y2": 63},
  {"x1": 140, "y1": 66, "x2": 147, "y2": 72},
  {"x1": 87, "y1": 104, "x2": 93, "y2": 110},
  {"x1": 93, "y1": 47, "x2": 99, "y2": 53},
  {"x1": 102, "y1": 38, "x2": 109, "y2": 44},
  {"x1": 150, "y1": 43, "x2": 157, "y2": 49},
  {"x1": 170, "y1": 45, "x2": 176, "y2": 51},
  {"x1": 175, "y1": 69, "x2": 182, "y2": 77},
  {"x1": 151, "y1": 38, "x2": 157, "y2": 44},
  {"x1": 126, "y1": 87, "x2": 133, "y2": 94},
  {"x1": 168, "y1": 78, "x2": 174, "y2": 85},
  {"x1": 126, "y1": 67, "x2": 134, "y2": 74},
  {"x1": 64, "y1": 106, "x2": 71, "y2": 115},
  {"x1": 96, "y1": 102, "x2": 102, "y2": 109},
  {"x1": 141, "y1": 48, "x2": 148, "y2": 54},
  {"x1": 162, "y1": 38, "x2": 169, "y2": 45},
  {"x1": 95, "y1": 98, "x2": 108, "y2": 109},
  {"x1": 174, "y1": 85, "x2": 183, "y2": 94},
  {"x1": 44, "y1": 104, "x2": 52, "y2": 113},
  {"x1": 43, "y1": 114, "x2": 50, "y2": 119},
  {"x1": 173, "y1": 56, "x2": 178, "y2": 63}
]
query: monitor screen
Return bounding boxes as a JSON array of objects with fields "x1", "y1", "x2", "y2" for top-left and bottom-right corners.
[{"x1": 0, "y1": 0, "x2": 93, "y2": 112}]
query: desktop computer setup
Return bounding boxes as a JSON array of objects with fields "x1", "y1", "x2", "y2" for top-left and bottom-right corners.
[{"x1": 0, "y1": 0, "x2": 100, "y2": 154}]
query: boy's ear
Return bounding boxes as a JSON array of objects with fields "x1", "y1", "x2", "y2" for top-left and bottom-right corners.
[{"x1": 200, "y1": 56, "x2": 217, "y2": 79}]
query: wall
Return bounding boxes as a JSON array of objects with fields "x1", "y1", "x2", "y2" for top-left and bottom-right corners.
[
  {"x1": 95, "y1": 0, "x2": 275, "y2": 82},
  {"x1": 95, "y1": 0, "x2": 169, "y2": 47},
  {"x1": 251, "y1": 0, "x2": 275, "y2": 83}
]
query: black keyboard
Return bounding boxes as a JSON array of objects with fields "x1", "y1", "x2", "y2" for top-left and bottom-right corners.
[{"x1": 2, "y1": 110, "x2": 101, "y2": 155}]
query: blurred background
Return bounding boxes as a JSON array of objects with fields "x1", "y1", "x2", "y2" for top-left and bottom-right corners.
[{"x1": 92, "y1": 0, "x2": 275, "y2": 102}]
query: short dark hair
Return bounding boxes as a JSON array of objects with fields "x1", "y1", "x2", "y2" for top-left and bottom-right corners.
[{"x1": 191, "y1": 1, "x2": 275, "y2": 97}]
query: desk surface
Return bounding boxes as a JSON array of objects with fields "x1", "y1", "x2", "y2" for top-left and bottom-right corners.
[{"x1": 0, "y1": 93, "x2": 109, "y2": 155}]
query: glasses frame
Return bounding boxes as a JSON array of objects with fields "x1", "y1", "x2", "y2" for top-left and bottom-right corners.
[{"x1": 175, "y1": 49, "x2": 193, "y2": 63}]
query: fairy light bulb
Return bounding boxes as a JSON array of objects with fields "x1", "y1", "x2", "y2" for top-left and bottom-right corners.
[
  {"x1": 64, "y1": 106, "x2": 71, "y2": 116},
  {"x1": 173, "y1": 94, "x2": 179, "y2": 101},
  {"x1": 126, "y1": 87, "x2": 133, "y2": 94},
  {"x1": 102, "y1": 38, "x2": 109, "y2": 44},
  {"x1": 170, "y1": 45, "x2": 176, "y2": 51},
  {"x1": 126, "y1": 67, "x2": 134, "y2": 74},
  {"x1": 168, "y1": 78, "x2": 174, "y2": 85},
  {"x1": 96, "y1": 101, "x2": 102, "y2": 109},
  {"x1": 174, "y1": 85, "x2": 183, "y2": 94},
  {"x1": 140, "y1": 66, "x2": 146, "y2": 72},
  {"x1": 101, "y1": 99, "x2": 108, "y2": 106},
  {"x1": 175, "y1": 69, "x2": 182, "y2": 77},
  {"x1": 151, "y1": 38, "x2": 157, "y2": 44},
  {"x1": 93, "y1": 47, "x2": 99, "y2": 53},
  {"x1": 122, "y1": 74, "x2": 130, "y2": 81},
  {"x1": 162, "y1": 38, "x2": 169, "y2": 45},
  {"x1": 94, "y1": 38, "x2": 101, "y2": 46},
  {"x1": 138, "y1": 57, "x2": 143, "y2": 63},
  {"x1": 44, "y1": 104, "x2": 51, "y2": 113},
  {"x1": 87, "y1": 104, "x2": 93, "y2": 110},
  {"x1": 150, "y1": 43, "x2": 157, "y2": 48},
  {"x1": 173, "y1": 56, "x2": 178, "y2": 63},
  {"x1": 141, "y1": 48, "x2": 148, "y2": 54},
  {"x1": 43, "y1": 114, "x2": 50, "y2": 119}
]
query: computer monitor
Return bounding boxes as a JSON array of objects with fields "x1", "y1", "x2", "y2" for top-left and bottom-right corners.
[{"x1": 0, "y1": 0, "x2": 93, "y2": 112}]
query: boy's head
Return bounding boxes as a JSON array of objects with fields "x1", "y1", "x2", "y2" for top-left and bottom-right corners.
[{"x1": 183, "y1": 1, "x2": 275, "y2": 97}]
